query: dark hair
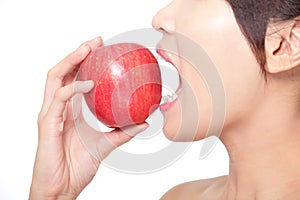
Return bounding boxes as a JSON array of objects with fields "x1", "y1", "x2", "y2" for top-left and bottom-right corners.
[{"x1": 226, "y1": 0, "x2": 300, "y2": 73}]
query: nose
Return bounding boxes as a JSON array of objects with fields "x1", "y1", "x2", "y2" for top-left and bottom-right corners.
[{"x1": 152, "y1": 2, "x2": 176, "y2": 34}]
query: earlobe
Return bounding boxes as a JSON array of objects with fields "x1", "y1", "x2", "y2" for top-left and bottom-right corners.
[{"x1": 265, "y1": 20, "x2": 300, "y2": 74}]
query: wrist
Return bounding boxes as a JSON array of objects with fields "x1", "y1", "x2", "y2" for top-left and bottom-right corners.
[
  {"x1": 29, "y1": 187, "x2": 77, "y2": 200},
  {"x1": 29, "y1": 193, "x2": 76, "y2": 200}
]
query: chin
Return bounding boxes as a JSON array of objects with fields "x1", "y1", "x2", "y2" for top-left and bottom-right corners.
[
  {"x1": 162, "y1": 113, "x2": 210, "y2": 142},
  {"x1": 162, "y1": 124, "x2": 210, "y2": 142}
]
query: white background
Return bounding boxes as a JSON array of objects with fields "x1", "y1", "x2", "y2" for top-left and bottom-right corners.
[{"x1": 0, "y1": 0, "x2": 229, "y2": 199}]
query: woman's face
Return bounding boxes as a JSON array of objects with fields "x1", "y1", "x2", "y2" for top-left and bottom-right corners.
[{"x1": 152, "y1": 0, "x2": 265, "y2": 141}]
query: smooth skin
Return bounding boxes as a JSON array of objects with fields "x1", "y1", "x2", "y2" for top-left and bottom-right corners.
[
  {"x1": 30, "y1": 0, "x2": 300, "y2": 199},
  {"x1": 153, "y1": 0, "x2": 300, "y2": 199}
]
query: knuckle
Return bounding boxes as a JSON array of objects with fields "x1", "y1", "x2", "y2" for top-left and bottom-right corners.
[
  {"x1": 54, "y1": 88, "x2": 65, "y2": 99},
  {"x1": 37, "y1": 111, "x2": 45, "y2": 126},
  {"x1": 37, "y1": 112, "x2": 42, "y2": 124},
  {"x1": 54, "y1": 89, "x2": 63, "y2": 99},
  {"x1": 47, "y1": 68, "x2": 55, "y2": 79},
  {"x1": 66, "y1": 51, "x2": 76, "y2": 63},
  {"x1": 54, "y1": 84, "x2": 74, "y2": 101}
]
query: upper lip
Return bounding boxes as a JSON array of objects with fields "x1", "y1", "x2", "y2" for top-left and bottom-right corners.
[
  {"x1": 156, "y1": 45, "x2": 178, "y2": 70},
  {"x1": 156, "y1": 44, "x2": 182, "y2": 97}
]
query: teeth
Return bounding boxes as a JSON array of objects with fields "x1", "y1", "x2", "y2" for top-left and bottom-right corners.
[{"x1": 163, "y1": 93, "x2": 177, "y2": 103}]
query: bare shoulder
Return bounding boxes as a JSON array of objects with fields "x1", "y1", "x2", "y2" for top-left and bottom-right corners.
[{"x1": 160, "y1": 175, "x2": 228, "y2": 200}]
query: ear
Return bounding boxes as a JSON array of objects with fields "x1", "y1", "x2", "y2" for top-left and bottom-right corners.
[{"x1": 265, "y1": 19, "x2": 300, "y2": 74}]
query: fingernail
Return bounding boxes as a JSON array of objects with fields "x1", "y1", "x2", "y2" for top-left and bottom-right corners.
[
  {"x1": 136, "y1": 123, "x2": 149, "y2": 131},
  {"x1": 78, "y1": 44, "x2": 90, "y2": 52},
  {"x1": 83, "y1": 80, "x2": 94, "y2": 87},
  {"x1": 76, "y1": 80, "x2": 94, "y2": 93},
  {"x1": 93, "y1": 36, "x2": 102, "y2": 44}
]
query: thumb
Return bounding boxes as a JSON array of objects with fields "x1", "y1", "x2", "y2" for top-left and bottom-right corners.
[
  {"x1": 76, "y1": 120, "x2": 148, "y2": 161},
  {"x1": 105, "y1": 123, "x2": 149, "y2": 148},
  {"x1": 94, "y1": 123, "x2": 149, "y2": 160}
]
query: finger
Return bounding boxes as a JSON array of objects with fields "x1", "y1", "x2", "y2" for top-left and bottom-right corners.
[
  {"x1": 99, "y1": 123, "x2": 149, "y2": 160},
  {"x1": 45, "y1": 80, "x2": 94, "y2": 124},
  {"x1": 63, "y1": 36, "x2": 104, "y2": 85},
  {"x1": 79, "y1": 36, "x2": 103, "y2": 53},
  {"x1": 52, "y1": 36, "x2": 102, "y2": 80},
  {"x1": 40, "y1": 45, "x2": 90, "y2": 117},
  {"x1": 40, "y1": 36, "x2": 102, "y2": 116},
  {"x1": 68, "y1": 93, "x2": 83, "y2": 121},
  {"x1": 106, "y1": 123, "x2": 150, "y2": 145}
]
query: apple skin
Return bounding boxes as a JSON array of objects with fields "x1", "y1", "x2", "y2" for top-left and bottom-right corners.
[{"x1": 78, "y1": 43, "x2": 162, "y2": 128}]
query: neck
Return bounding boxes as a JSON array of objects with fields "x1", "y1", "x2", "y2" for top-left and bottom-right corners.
[{"x1": 220, "y1": 95, "x2": 300, "y2": 200}]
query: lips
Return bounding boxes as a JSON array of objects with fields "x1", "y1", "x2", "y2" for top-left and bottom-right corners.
[
  {"x1": 156, "y1": 46, "x2": 182, "y2": 112},
  {"x1": 156, "y1": 46, "x2": 178, "y2": 70}
]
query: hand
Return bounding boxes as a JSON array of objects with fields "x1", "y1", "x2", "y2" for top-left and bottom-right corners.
[{"x1": 29, "y1": 37, "x2": 148, "y2": 200}]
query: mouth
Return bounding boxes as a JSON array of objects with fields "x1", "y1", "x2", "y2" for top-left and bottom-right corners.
[{"x1": 156, "y1": 46, "x2": 182, "y2": 112}]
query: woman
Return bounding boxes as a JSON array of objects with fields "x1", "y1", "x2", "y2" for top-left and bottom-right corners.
[{"x1": 30, "y1": 0, "x2": 300, "y2": 199}]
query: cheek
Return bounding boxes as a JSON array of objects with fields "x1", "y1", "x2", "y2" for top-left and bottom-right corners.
[
  {"x1": 181, "y1": 60, "x2": 213, "y2": 139},
  {"x1": 207, "y1": 32, "x2": 264, "y2": 128},
  {"x1": 177, "y1": 22, "x2": 263, "y2": 136},
  {"x1": 183, "y1": 7, "x2": 264, "y2": 127}
]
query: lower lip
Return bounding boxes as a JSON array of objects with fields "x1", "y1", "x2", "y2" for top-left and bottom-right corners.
[{"x1": 160, "y1": 99, "x2": 178, "y2": 112}]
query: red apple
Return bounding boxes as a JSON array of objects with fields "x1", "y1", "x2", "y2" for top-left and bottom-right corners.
[{"x1": 78, "y1": 43, "x2": 162, "y2": 128}]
